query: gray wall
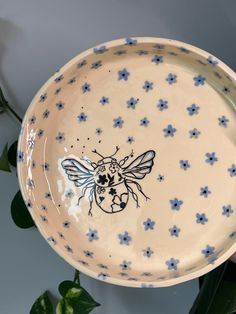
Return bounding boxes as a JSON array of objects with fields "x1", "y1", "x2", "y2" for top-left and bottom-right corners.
[{"x1": 0, "y1": 0, "x2": 235, "y2": 313}]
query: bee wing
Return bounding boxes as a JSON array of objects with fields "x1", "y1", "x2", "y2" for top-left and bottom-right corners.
[
  {"x1": 122, "y1": 150, "x2": 155, "y2": 180},
  {"x1": 61, "y1": 158, "x2": 95, "y2": 187}
]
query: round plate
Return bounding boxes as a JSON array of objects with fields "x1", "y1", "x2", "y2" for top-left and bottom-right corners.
[{"x1": 17, "y1": 37, "x2": 236, "y2": 287}]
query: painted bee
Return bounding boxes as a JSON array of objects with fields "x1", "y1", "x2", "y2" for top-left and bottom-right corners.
[{"x1": 61, "y1": 146, "x2": 155, "y2": 216}]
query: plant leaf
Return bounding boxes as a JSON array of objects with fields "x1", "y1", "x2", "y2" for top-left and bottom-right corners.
[
  {"x1": 30, "y1": 291, "x2": 53, "y2": 314},
  {"x1": 8, "y1": 140, "x2": 18, "y2": 167},
  {"x1": 56, "y1": 298, "x2": 73, "y2": 314},
  {"x1": 0, "y1": 143, "x2": 11, "y2": 172},
  {"x1": 207, "y1": 280, "x2": 236, "y2": 314},
  {"x1": 11, "y1": 190, "x2": 35, "y2": 228},
  {"x1": 58, "y1": 281, "x2": 79, "y2": 297},
  {"x1": 190, "y1": 261, "x2": 236, "y2": 314},
  {"x1": 57, "y1": 287, "x2": 100, "y2": 314}
]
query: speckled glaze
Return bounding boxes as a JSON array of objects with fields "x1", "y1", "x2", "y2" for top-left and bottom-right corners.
[{"x1": 17, "y1": 37, "x2": 236, "y2": 288}]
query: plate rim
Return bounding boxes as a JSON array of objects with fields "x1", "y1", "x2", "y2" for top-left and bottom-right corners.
[{"x1": 17, "y1": 36, "x2": 236, "y2": 288}]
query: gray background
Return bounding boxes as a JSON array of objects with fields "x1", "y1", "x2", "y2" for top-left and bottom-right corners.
[{"x1": 0, "y1": 0, "x2": 235, "y2": 313}]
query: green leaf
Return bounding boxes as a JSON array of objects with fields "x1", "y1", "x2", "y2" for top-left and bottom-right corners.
[
  {"x1": 0, "y1": 143, "x2": 11, "y2": 172},
  {"x1": 8, "y1": 140, "x2": 18, "y2": 167},
  {"x1": 208, "y1": 280, "x2": 236, "y2": 314},
  {"x1": 30, "y1": 291, "x2": 53, "y2": 314},
  {"x1": 11, "y1": 190, "x2": 35, "y2": 228},
  {"x1": 56, "y1": 299, "x2": 73, "y2": 314},
  {"x1": 190, "y1": 261, "x2": 236, "y2": 314},
  {"x1": 57, "y1": 287, "x2": 100, "y2": 314},
  {"x1": 59, "y1": 281, "x2": 79, "y2": 297}
]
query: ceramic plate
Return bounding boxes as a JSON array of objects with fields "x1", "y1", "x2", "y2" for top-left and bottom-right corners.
[{"x1": 17, "y1": 37, "x2": 236, "y2": 287}]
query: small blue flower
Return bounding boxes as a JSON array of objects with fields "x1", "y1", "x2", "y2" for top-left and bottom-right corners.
[
  {"x1": 187, "y1": 103, "x2": 200, "y2": 116},
  {"x1": 37, "y1": 129, "x2": 44, "y2": 138},
  {"x1": 114, "y1": 50, "x2": 127, "y2": 56},
  {"x1": 179, "y1": 47, "x2": 190, "y2": 53},
  {"x1": 125, "y1": 38, "x2": 137, "y2": 46},
  {"x1": 77, "y1": 112, "x2": 87, "y2": 123},
  {"x1": 77, "y1": 60, "x2": 87, "y2": 68},
  {"x1": 54, "y1": 74, "x2": 64, "y2": 83},
  {"x1": 65, "y1": 245, "x2": 73, "y2": 253},
  {"x1": 205, "y1": 152, "x2": 218, "y2": 165},
  {"x1": 200, "y1": 186, "x2": 211, "y2": 198},
  {"x1": 222, "y1": 205, "x2": 233, "y2": 217},
  {"x1": 100, "y1": 96, "x2": 109, "y2": 105},
  {"x1": 157, "y1": 99, "x2": 168, "y2": 111},
  {"x1": 84, "y1": 250, "x2": 94, "y2": 258},
  {"x1": 143, "y1": 80, "x2": 153, "y2": 92},
  {"x1": 153, "y1": 43, "x2": 165, "y2": 50},
  {"x1": 202, "y1": 245, "x2": 215, "y2": 257},
  {"x1": 179, "y1": 160, "x2": 190, "y2": 171},
  {"x1": 63, "y1": 220, "x2": 71, "y2": 228},
  {"x1": 218, "y1": 115, "x2": 229, "y2": 128},
  {"x1": 45, "y1": 192, "x2": 52, "y2": 200},
  {"x1": 152, "y1": 55, "x2": 163, "y2": 65},
  {"x1": 120, "y1": 260, "x2": 132, "y2": 270},
  {"x1": 68, "y1": 77, "x2": 76, "y2": 84},
  {"x1": 193, "y1": 74, "x2": 206, "y2": 86},
  {"x1": 29, "y1": 115, "x2": 36, "y2": 124},
  {"x1": 207, "y1": 56, "x2": 218, "y2": 65},
  {"x1": 82, "y1": 82, "x2": 91, "y2": 93},
  {"x1": 169, "y1": 225, "x2": 181, "y2": 237},
  {"x1": 97, "y1": 273, "x2": 110, "y2": 280},
  {"x1": 169, "y1": 198, "x2": 183, "y2": 210},
  {"x1": 56, "y1": 101, "x2": 65, "y2": 110},
  {"x1": 163, "y1": 124, "x2": 177, "y2": 137},
  {"x1": 127, "y1": 136, "x2": 134, "y2": 144},
  {"x1": 56, "y1": 132, "x2": 65, "y2": 143},
  {"x1": 223, "y1": 86, "x2": 230, "y2": 94},
  {"x1": 196, "y1": 213, "x2": 208, "y2": 225},
  {"x1": 143, "y1": 218, "x2": 155, "y2": 231},
  {"x1": 143, "y1": 247, "x2": 154, "y2": 258},
  {"x1": 118, "y1": 231, "x2": 132, "y2": 245},
  {"x1": 17, "y1": 151, "x2": 24, "y2": 162},
  {"x1": 93, "y1": 45, "x2": 108, "y2": 54},
  {"x1": 48, "y1": 236, "x2": 57, "y2": 245},
  {"x1": 166, "y1": 73, "x2": 177, "y2": 85},
  {"x1": 118, "y1": 68, "x2": 130, "y2": 81},
  {"x1": 113, "y1": 117, "x2": 124, "y2": 128},
  {"x1": 127, "y1": 97, "x2": 138, "y2": 109},
  {"x1": 26, "y1": 199, "x2": 32, "y2": 208},
  {"x1": 140, "y1": 117, "x2": 150, "y2": 127},
  {"x1": 136, "y1": 50, "x2": 148, "y2": 55},
  {"x1": 86, "y1": 228, "x2": 99, "y2": 242},
  {"x1": 39, "y1": 93, "x2": 47, "y2": 102},
  {"x1": 166, "y1": 258, "x2": 179, "y2": 270},
  {"x1": 96, "y1": 128, "x2": 103, "y2": 135},
  {"x1": 65, "y1": 189, "x2": 74, "y2": 198},
  {"x1": 55, "y1": 88, "x2": 61, "y2": 95},
  {"x1": 189, "y1": 128, "x2": 201, "y2": 138},
  {"x1": 91, "y1": 60, "x2": 102, "y2": 69},
  {"x1": 228, "y1": 164, "x2": 236, "y2": 177},
  {"x1": 157, "y1": 174, "x2": 165, "y2": 182},
  {"x1": 42, "y1": 162, "x2": 49, "y2": 171},
  {"x1": 43, "y1": 109, "x2": 50, "y2": 119}
]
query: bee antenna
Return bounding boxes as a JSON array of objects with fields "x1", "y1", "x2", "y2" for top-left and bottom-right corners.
[
  {"x1": 92, "y1": 149, "x2": 104, "y2": 158},
  {"x1": 110, "y1": 146, "x2": 120, "y2": 157}
]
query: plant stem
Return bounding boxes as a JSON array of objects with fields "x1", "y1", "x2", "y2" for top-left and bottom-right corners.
[
  {"x1": 73, "y1": 269, "x2": 80, "y2": 286},
  {"x1": 0, "y1": 87, "x2": 22, "y2": 123}
]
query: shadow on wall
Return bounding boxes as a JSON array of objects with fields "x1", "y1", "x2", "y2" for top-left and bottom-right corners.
[
  {"x1": 0, "y1": 18, "x2": 23, "y2": 111},
  {"x1": 119, "y1": 0, "x2": 236, "y2": 70}
]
